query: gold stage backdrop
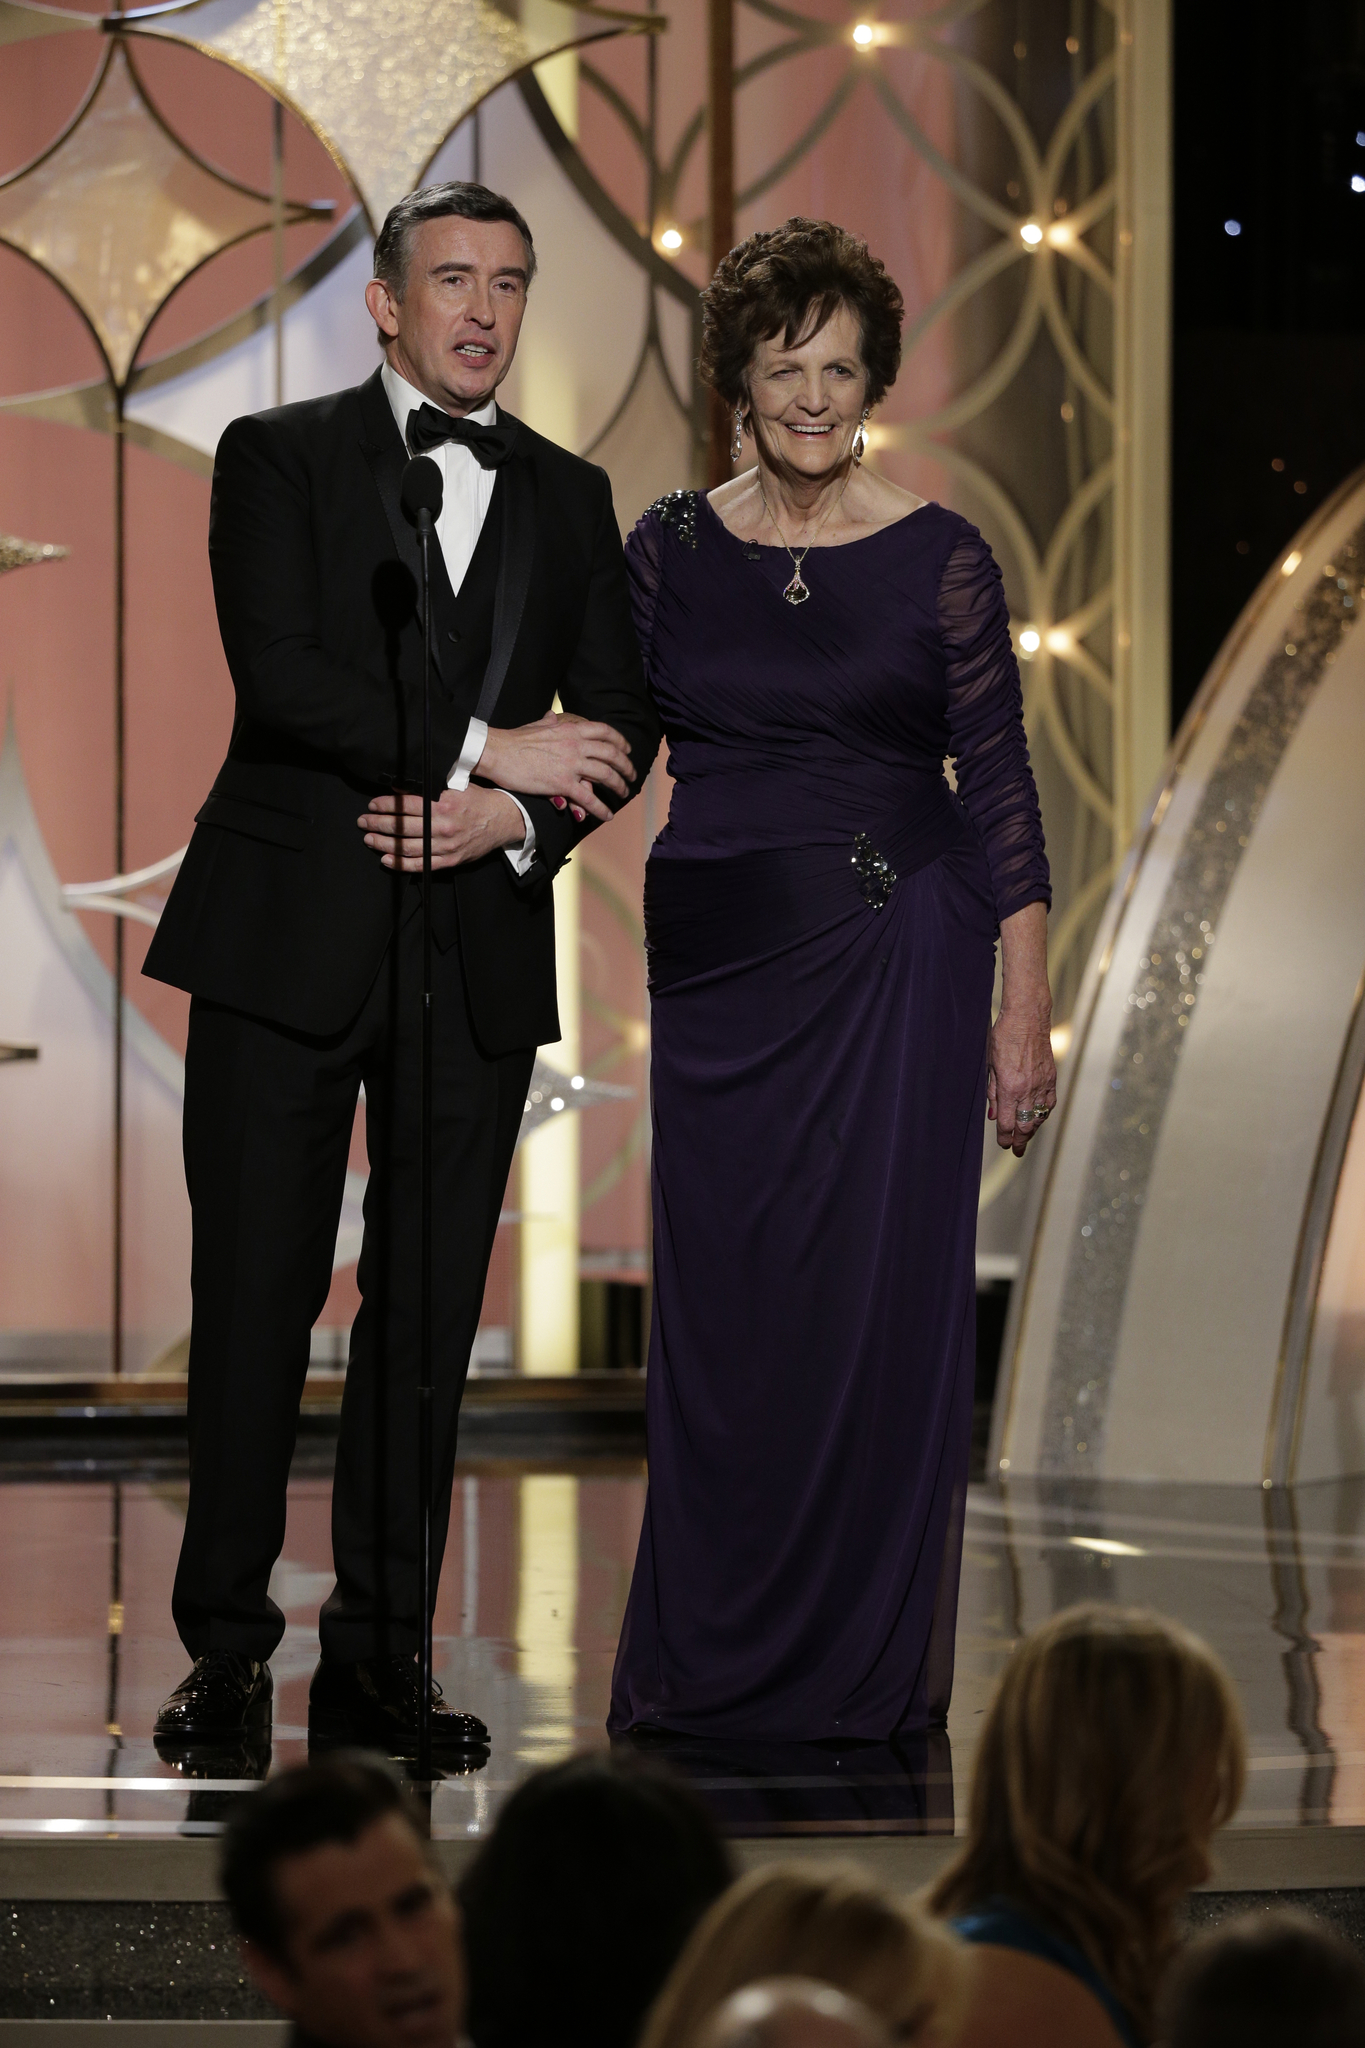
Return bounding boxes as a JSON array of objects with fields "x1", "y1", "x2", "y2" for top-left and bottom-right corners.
[{"x1": 0, "y1": 0, "x2": 1171, "y2": 1377}]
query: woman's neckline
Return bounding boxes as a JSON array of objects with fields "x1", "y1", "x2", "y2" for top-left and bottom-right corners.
[{"x1": 699, "y1": 489, "x2": 936, "y2": 553}]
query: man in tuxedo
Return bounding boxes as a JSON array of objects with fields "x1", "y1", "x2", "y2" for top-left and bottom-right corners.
[{"x1": 145, "y1": 181, "x2": 660, "y2": 1753}]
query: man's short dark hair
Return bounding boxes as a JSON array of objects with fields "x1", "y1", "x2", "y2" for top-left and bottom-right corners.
[
  {"x1": 373, "y1": 182, "x2": 537, "y2": 301},
  {"x1": 1158, "y1": 1909, "x2": 1365, "y2": 2048},
  {"x1": 220, "y1": 1755, "x2": 417, "y2": 1961}
]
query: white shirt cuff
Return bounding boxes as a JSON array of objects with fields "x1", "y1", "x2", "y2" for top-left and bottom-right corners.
[
  {"x1": 444, "y1": 720, "x2": 535, "y2": 873},
  {"x1": 445, "y1": 716, "x2": 488, "y2": 792},
  {"x1": 500, "y1": 793, "x2": 537, "y2": 875}
]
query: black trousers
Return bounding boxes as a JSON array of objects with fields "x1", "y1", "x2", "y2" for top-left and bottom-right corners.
[{"x1": 172, "y1": 899, "x2": 533, "y2": 1663}]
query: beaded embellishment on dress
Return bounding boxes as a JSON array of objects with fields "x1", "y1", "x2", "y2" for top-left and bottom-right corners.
[
  {"x1": 852, "y1": 833, "x2": 897, "y2": 910},
  {"x1": 648, "y1": 489, "x2": 700, "y2": 549}
]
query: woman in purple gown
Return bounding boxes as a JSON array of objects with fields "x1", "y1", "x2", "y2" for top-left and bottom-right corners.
[{"x1": 609, "y1": 220, "x2": 1055, "y2": 1743}]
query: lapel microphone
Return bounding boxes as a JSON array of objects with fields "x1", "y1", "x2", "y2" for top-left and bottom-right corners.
[{"x1": 401, "y1": 454, "x2": 444, "y2": 532}]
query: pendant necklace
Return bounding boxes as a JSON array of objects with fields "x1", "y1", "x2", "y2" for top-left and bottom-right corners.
[{"x1": 758, "y1": 467, "x2": 852, "y2": 606}]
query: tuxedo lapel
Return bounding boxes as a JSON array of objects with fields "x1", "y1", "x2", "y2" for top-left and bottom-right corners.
[
  {"x1": 476, "y1": 426, "x2": 537, "y2": 724},
  {"x1": 358, "y1": 368, "x2": 421, "y2": 589}
]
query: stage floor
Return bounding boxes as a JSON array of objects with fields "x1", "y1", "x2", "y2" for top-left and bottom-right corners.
[{"x1": 1, "y1": 1455, "x2": 1364, "y2": 1843}]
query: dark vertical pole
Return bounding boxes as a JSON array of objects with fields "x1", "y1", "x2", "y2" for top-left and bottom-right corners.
[
  {"x1": 417, "y1": 524, "x2": 434, "y2": 1785},
  {"x1": 706, "y1": 0, "x2": 735, "y2": 487},
  {"x1": 112, "y1": 393, "x2": 126, "y2": 1377},
  {"x1": 271, "y1": 99, "x2": 285, "y2": 408},
  {"x1": 104, "y1": 1481, "x2": 124, "y2": 1819},
  {"x1": 646, "y1": 0, "x2": 659, "y2": 233},
  {"x1": 109, "y1": 0, "x2": 128, "y2": 1383}
]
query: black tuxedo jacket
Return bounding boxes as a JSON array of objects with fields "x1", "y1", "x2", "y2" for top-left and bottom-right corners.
[{"x1": 143, "y1": 367, "x2": 660, "y2": 1054}]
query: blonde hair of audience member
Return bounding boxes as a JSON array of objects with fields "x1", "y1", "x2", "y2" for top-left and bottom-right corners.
[
  {"x1": 639, "y1": 1863, "x2": 970, "y2": 2048},
  {"x1": 700, "y1": 1979, "x2": 891, "y2": 2048},
  {"x1": 928, "y1": 1604, "x2": 1247, "y2": 2041}
]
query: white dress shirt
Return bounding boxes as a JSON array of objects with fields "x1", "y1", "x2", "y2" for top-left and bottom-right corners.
[{"x1": 380, "y1": 362, "x2": 535, "y2": 874}]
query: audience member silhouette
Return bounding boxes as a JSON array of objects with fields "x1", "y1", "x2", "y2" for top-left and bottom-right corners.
[
  {"x1": 929, "y1": 1604, "x2": 1247, "y2": 2048},
  {"x1": 1156, "y1": 1908, "x2": 1365, "y2": 2047},
  {"x1": 457, "y1": 1751, "x2": 732, "y2": 2048},
  {"x1": 639, "y1": 1863, "x2": 968, "y2": 2048}
]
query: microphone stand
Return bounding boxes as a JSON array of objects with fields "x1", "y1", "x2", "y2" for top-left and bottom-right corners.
[{"x1": 414, "y1": 501, "x2": 436, "y2": 1788}]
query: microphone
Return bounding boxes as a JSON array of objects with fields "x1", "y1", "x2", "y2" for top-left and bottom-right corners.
[{"x1": 401, "y1": 454, "x2": 444, "y2": 532}]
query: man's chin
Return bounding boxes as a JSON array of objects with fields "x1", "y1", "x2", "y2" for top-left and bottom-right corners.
[
  {"x1": 441, "y1": 364, "x2": 501, "y2": 411},
  {"x1": 378, "y1": 1990, "x2": 455, "y2": 2048}
]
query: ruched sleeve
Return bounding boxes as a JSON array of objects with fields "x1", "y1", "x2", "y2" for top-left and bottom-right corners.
[
  {"x1": 940, "y1": 531, "x2": 1051, "y2": 922},
  {"x1": 624, "y1": 510, "x2": 664, "y2": 670}
]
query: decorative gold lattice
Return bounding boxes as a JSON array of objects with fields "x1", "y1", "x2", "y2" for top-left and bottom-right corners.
[
  {"x1": 0, "y1": 0, "x2": 95, "y2": 48},
  {"x1": 0, "y1": 37, "x2": 327, "y2": 386},
  {"x1": 127, "y1": 0, "x2": 662, "y2": 230},
  {"x1": 0, "y1": 530, "x2": 67, "y2": 573}
]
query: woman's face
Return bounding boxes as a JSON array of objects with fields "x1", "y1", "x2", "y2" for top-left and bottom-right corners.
[{"x1": 744, "y1": 300, "x2": 869, "y2": 481}]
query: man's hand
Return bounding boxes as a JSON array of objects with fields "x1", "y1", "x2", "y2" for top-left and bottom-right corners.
[
  {"x1": 359, "y1": 787, "x2": 526, "y2": 871},
  {"x1": 478, "y1": 712, "x2": 635, "y2": 825}
]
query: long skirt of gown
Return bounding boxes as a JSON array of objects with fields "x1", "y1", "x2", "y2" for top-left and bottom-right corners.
[{"x1": 608, "y1": 804, "x2": 997, "y2": 1741}]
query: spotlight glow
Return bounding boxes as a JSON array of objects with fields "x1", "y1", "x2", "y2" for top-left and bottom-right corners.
[
  {"x1": 1018, "y1": 626, "x2": 1041, "y2": 654},
  {"x1": 1353, "y1": 176, "x2": 1365, "y2": 195},
  {"x1": 1281, "y1": 551, "x2": 1302, "y2": 577},
  {"x1": 1047, "y1": 222, "x2": 1073, "y2": 246},
  {"x1": 659, "y1": 226, "x2": 684, "y2": 251},
  {"x1": 1044, "y1": 627, "x2": 1071, "y2": 654},
  {"x1": 852, "y1": 20, "x2": 874, "y2": 43},
  {"x1": 1223, "y1": 218, "x2": 1241, "y2": 236},
  {"x1": 1019, "y1": 220, "x2": 1044, "y2": 245}
]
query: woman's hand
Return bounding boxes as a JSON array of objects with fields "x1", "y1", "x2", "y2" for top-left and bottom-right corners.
[
  {"x1": 988, "y1": 900, "x2": 1056, "y2": 1155},
  {"x1": 988, "y1": 1001, "x2": 1057, "y2": 1154},
  {"x1": 358, "y1": 787, "x2": 525, "y2": 871},
  {"x1": 478, "y1": 712, "x2": 635, "y2": 824}
]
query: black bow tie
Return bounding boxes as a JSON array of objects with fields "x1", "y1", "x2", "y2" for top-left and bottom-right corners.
[{"x1": 405, "y1": 403, "x2": 517, "y2": 467}]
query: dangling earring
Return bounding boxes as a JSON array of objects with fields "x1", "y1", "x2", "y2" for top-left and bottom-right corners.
[
  {"x1": 853, "y1": 407, "x2": 870, "y2": 465},
  {"x1": 731, "y1": 407, "x2": 745, "y2": 465}
]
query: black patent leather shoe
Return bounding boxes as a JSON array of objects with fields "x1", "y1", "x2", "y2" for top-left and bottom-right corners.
[
  {"x1": 308, "y1": 1656, "x2": 488, "y2": 1754},
  {"x1": 154, "y1": 1652, "x2": 272, "y2": 1741}
]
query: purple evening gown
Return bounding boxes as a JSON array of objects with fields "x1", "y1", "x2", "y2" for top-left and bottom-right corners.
[{"x1": 607, "y1": 491, "x2": 1050, "y2": 1741}]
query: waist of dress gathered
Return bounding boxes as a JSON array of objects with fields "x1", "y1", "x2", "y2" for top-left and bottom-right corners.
[
  {"x1": 644, "y1": 769, "x2": 979, "y2": 992},
  {"x1": 653, "y1": 755, "x2": 963, "y2": 862}
]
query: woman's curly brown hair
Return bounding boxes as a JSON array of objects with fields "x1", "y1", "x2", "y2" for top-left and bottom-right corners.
[{"x1": 700, "y1": 219, "x2": 904, "y2": 412}]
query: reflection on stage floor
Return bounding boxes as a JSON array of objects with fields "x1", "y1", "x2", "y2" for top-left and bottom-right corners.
[{"x1": 1, "y1": 1457, "x2": 1363, "y2": 1840}]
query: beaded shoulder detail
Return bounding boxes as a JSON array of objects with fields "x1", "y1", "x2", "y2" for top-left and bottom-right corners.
[{"x1": 645, "y1": 488, "x2": 701, "y2": 550}]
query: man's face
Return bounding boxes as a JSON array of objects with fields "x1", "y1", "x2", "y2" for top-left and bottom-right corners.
[
  {"x1": 243, "y1": 1813, "x2": 465, "y2": 2048},
  {"x1": 365, "y1": 214, "x2": 530, "y2": 416}
]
